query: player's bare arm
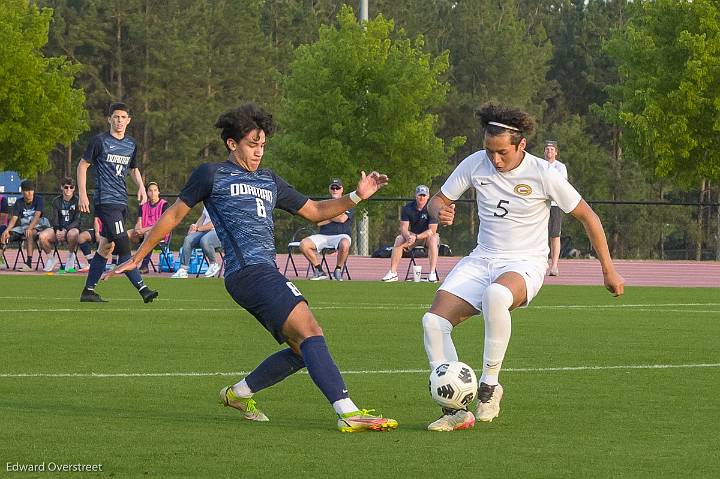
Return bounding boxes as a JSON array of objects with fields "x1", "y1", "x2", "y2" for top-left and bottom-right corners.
[
  {"x1": 25, "y1": 211, "x2": 42, "y2": 240},
  {"x1": 108, "y1": 199, "x2": 191, "y2": 277},
  {"x1": 428, "y1": 192, "x2": 455, "y2": 226},
  {"x1": 77, "y1": 159, "x2": 91, "y2": 213},
  {"x1": 570, "y1": 199, "x2": 625, "y2": 296},
  {"x1": 297, "y1": 171, "x2": 388, "y2": 223},
  {"x1": 129, "y1": 168, "x2": 147, "y2": 205}
]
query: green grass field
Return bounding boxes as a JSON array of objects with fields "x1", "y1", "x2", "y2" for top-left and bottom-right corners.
[{"x1": 1, "y1": 275, "x2": 719, "y2": 478}]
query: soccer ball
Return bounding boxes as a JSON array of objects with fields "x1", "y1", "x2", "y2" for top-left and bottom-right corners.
[{"x1": 428, "y1": 361, "x2": 478, "y2": 410}]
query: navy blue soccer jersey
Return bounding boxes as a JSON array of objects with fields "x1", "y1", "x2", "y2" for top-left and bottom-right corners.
[
  {"x1": 401, "y1": 200, "x2": 437, "y2": 234},
  {"x1": 83, "y1": 132, "x2": 138, "y2": 206},
  {"x1": 319, "y1": 209, "x2": 354, "y2": 236},
  {"x1": 12, "y1": 195, "x2": 44, "y2": 223},
  {"x1": 179, "y1": 159, "x2": 309, "y2": 276}
]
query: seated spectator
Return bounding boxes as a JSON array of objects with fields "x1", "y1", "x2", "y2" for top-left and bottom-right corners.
[
  {"x1": 128, "y1": 181, "x2": 169, "y2": 274},
  {"x1": 37, "y1": 177, "x2": 84, "y2": 272},
  {"x1": 0, "y1": 180, "x2": 52, "y2": 272},
  {"x1": 0, "y1": 193, "x2": 7, "y2": 237},
  {"x1": 171, "y1": 207, "x2": 221, "y2": 278},
  {"x1": 0, "y1": 194, "x2": 6, "y2": 266},
  {"x1": 299, "y1": 178, "x2": 354, "y2": 281},
  {"x1": 381, "y1": 184, "x2": 439, "y2": 283}
]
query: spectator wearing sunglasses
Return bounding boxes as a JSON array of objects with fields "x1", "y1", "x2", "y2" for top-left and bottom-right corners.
[
  {"x1": 37, "y1": 177, "x2": 83, "y2": 272},
  {"x1": 299, "y1": 178, "x2": 354, "y2": 280}
]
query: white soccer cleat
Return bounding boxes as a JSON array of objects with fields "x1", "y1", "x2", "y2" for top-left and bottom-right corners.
[
  {"x1": 43, "y1": 257, "x2": 57, "y2": 273},
  {"x1": 427, "y1": 272, "x2": 438, "y2": 283},
  {"x1": 427, "y1": 409, "x2": 475, "y2": 431},
  {"x1": 475, "y1": 383, "x2": 503, "y2": 422},
  {"x1": 381, "y1": 271, "x2": 398, "y2": 282},
  {"x1": 204, "y1": 263, "x2": 221, "y2": 278},
  {"x1": 171, "y1": 268, "x2": 188, "y2": 279}
]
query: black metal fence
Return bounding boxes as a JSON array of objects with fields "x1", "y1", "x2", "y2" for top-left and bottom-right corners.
[{"x1": 6, "y1": 192, "x2": 719, "y2": 260}]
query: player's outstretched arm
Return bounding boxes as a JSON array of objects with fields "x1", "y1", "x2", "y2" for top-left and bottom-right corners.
[
  {"x1": 106, "y1": 199, "x2": 191, "y2": 278},
  {"x1": 570, "y1": 200, "x2": 625, "y2": 296},
  {"x1": 427, "y1": 192, "x2": 455, "y2": 226},
  {"x1": 297, "y1": 171, "x2": 388, "y2": 223}
]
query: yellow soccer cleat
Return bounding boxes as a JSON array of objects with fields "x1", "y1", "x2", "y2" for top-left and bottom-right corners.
[
  {"x1": 219, "y1": 386, "x2": 269, "y2": 422},
  {"x1": 337, "y1": 409, "x2": 398, "y2": 433}
]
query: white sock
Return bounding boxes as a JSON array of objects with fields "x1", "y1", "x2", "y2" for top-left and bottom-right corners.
[
  {"x1": 332, "y1": 398, "x2": 359, "y2": 415},
  {"x1": 231, "y1": 379, "x2": 253, "y2": 398},
  {"x1": 480, "y1": 283, "x2": 514, "y2": 385},
  {"x1": 422, "y1": 312, "x2": 458, "y2": 371},
  {"x1": 65, "y1": 253, "x2": 75, "y2": 270}
]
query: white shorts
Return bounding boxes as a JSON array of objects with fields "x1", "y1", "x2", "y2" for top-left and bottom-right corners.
[
  {"x1": 307, "y1": 234, "x2": 351, "y2": 251},
  {"x1": 438, "y1": 256, "x2": 546, "y2": 311}
]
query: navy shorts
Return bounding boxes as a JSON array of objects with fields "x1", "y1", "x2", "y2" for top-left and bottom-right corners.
[
  {"x1": 548, "y1": 205, "x2": 563, "y2": 238},
  {"x1": 224, "y1": 264, "x2": 307, "y2": 344},
  {"x1": 95, "y1": 204, "x2": 128, "y2": 241}
]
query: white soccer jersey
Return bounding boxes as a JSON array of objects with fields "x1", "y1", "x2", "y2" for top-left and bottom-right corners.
[
  {"x1": 441, "y1": 150, "x2": 581, "y2": 262},
  {"x1": 546, "y1": 159, "x2": 568, "y2": 206}
]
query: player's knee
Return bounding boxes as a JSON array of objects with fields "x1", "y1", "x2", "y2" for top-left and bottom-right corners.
[
  {"x1": 422, "y1": 312, "x2": 453, "y2": 333},
  {"x1": 483, "y1": 283, "x2": 514, "y2": 310},
  {"x1": 338, "y1": 238, "x2": 349, "y2": 253},
  {"x1": 393, "y1": 235, "x2": 405, "y2": 247}
]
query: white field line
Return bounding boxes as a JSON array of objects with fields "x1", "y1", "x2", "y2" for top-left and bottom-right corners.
[
  {"x1": 1, "y1": 295, "x2": 720, "y2": 310},
  {"x1": 2, "y1": 306, "x2": 720, "y2": 314},
  {"x1": 1, "y1": 363, "x2": 719, "y2": 378}
]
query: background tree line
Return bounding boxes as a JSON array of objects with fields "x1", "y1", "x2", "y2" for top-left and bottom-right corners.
[{"x1": 3, "y1": 0, "x2": 720, "y2": 259}]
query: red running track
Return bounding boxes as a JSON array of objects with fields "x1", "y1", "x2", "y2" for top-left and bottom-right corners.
[
  {"x1": 278, "y1": 254, "x2": 719, "y2": 288},
  {"x1": 1, "y1": 249, "x2": 719, "y2": 287}
]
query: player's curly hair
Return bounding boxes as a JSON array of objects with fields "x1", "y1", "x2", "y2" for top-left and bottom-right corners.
[
  {"x1": 475, "y1": 103, "x2": 536, "y2": 146},
  {"x1": 215, "y1": 103, "x2": 276, "y2": 150}
]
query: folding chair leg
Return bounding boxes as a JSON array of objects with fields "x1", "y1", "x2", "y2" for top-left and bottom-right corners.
[
  {"x1": 320, "y1": 252, "x2": 332, "y2": 277},
  {"x1": 195, "y1": 254, "x2": 208, "y2": 278},
  {"x1": 53, "y1": 244, "x2": 65, "y2": 270},
  {"x1": 12, "y1": 241, "x2": 25, "y2": 270},
  {"x1": 404, "y1": 255, "x2": 417, "y2": 281},
  {"x1": 284, "y1": 250, "x2": 299, "y2": 277}
]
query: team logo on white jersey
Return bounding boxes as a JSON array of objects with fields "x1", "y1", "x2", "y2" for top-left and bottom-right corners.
[{"x1": 514, "y1": 184, "x2": 532, "y2": 196}]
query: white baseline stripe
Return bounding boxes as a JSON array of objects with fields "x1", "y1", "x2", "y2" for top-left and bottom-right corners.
[
  {"x1": 1, "y1": 296, "x2": 720, "y2": 310},
  {"x1": 3, "y1": 308, "x2": 720, "y2": 314},
  {"x1": 2, "y1": 363, "x2": 719, "y2": 378}
]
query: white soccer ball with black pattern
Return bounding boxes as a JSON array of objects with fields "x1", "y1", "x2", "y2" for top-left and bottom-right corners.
[{"x1": 428, "y1": 361, "x2": 478, "y2": 410}]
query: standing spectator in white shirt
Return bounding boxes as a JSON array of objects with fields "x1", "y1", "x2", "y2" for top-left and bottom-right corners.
[{"x1": 544, "y1": 140, "x2": 568, "y2": 276}]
